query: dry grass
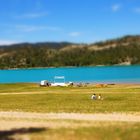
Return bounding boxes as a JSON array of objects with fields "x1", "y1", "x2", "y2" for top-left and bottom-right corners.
[{"x1": 0, "y1": 83, "x2": 140, "y2": 140}]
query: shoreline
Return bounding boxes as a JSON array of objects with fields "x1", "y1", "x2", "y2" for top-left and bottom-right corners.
[
  {"x1": 1, "y1": 64, "x2": 140, "y2": 71},
  {"x1": 0, "y1": 82, "x2": 140, "y2": 85}
]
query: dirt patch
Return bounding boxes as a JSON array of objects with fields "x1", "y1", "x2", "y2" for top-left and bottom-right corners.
[
  {"x1": 0, "y1": 111, "x2": 140, "y2": 130},
  {"x1": 0, "y1": 112, "x2": 140, "y2": 122}
]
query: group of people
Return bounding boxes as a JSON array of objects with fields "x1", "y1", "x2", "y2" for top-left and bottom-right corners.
[{"x1": 91, "y1": 94, "x2": 103, "y2": 100}]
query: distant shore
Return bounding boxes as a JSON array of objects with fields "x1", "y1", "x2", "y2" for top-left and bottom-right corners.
[{"x1": 1, "y1": 64, "x2": 140, "y2": 71}]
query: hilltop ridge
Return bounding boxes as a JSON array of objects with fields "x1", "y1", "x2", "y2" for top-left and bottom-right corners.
[{"x1": 0, "y1": 35, "x2": 140, "y2": 69}]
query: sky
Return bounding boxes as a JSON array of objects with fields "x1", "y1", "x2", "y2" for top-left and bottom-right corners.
[{"x1": 0, "y1": 0, "x2": 140, "y2": 45}]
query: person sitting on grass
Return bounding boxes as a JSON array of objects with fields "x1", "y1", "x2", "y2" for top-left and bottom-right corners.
[
  {"x1": 98, "y1": 94, "x2": 103, "y2": 100},
  {"x1": 91, "y1": 94, "x2": 97, "y2": 100}
]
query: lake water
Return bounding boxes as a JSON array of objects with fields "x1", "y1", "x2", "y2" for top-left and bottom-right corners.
[{"x1": 0, "y1": 65, "x2": 140, "y2": 84}]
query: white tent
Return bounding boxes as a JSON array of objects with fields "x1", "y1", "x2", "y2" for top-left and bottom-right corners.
[{"x1": 51, "y1": 76, "x2": 67, "y2": 86}]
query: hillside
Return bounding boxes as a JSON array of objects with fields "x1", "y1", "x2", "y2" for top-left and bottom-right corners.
[{"x1": 0, "y1": 35, "x2": 140, "y2": 69}]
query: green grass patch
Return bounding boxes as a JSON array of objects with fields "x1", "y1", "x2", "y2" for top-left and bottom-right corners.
[
  {"x1": 0, "y1": 83, "x2": 140, "y2": 140},
  {"x1": 0, "y1": 83, "x2": 140, "y2": 113}
]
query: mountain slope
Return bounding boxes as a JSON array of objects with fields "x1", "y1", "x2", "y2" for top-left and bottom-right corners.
[{"x1": 0, "y1": 35, "x2": 140, "y2": 69}]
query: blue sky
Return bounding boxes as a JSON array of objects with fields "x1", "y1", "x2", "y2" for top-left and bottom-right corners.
[{"x1": 0, "y1": 0, "x2": 140, "y2": 45}]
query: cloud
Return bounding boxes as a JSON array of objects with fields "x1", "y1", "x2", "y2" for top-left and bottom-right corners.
[
  {"x1": 69, "y1": 32, "x2": 82, "y2": 37},
  {"x1": 15, "y1": 25, "x2": 61, "y2": 32},
  {"x1": 15, "y1": 25, "x2": 46, "y2": 32},
  {"x1": 111, "y1": 4, "x2": 121, "y2": 12},
  {"x1": 15, "y1": 12, "x2": 48, "y2": 19},
  {"x1": 0, "y1": 40, "x2": 19, "y2": 45}
]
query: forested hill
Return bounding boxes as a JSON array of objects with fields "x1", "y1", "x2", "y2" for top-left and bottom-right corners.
[{"x1": 0, "y1": 35, "x2": 140, "y2": 69}]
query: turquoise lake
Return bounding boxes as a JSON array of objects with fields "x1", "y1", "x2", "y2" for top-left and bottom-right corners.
[{"x1": 0, "y1": 65, "x2": 140, "y2": 84}]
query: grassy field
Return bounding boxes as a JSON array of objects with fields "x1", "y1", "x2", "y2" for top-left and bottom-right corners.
[
  {"x1": 1, "y1": 119, "x2": 140, "y2": 140},
  {"x1": 0, "y1": 83, "x2": 140, "y2": 113},
  {"x1": 29, "y1": 122, "x2": 140, "y2": 140},
  {"x1": 0, "y1": 83, "x2": 140, "y2": 140}
]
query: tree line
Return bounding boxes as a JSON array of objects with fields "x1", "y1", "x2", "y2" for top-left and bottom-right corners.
[{"x1": 0, "y1": 35, "x2": 140, "y2": 69}]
